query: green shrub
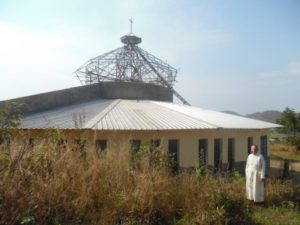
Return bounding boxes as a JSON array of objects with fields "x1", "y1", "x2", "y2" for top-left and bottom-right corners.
[{"x1": 283, "y1": 135, "x2": 300, "y2": 150}]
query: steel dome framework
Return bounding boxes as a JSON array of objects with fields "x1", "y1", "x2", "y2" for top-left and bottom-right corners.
[
  {"x1": 74, "y1": 20, "x2": 189, "y2": 105},
  {"x1": 74, "y1": 45, "x2": 177, "y2": 87}
]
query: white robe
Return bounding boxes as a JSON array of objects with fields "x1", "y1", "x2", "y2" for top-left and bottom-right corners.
[{"x1": 245, "y1": 153, "x2": 265, "y2": 202}]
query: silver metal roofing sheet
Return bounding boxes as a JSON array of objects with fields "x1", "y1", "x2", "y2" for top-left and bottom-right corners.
[
  {"x1": 93, "y1": 100, "x2": 216, "y2": 130},
  {"x1": 21, "y1": 99, "x2": 114, "y2": 129},
  {"x1": 21, "y1": 99, "x2": 280, "y2": 130},
  {"x1": 153, "y1": 101, "x2": 281, "y2": 129}
]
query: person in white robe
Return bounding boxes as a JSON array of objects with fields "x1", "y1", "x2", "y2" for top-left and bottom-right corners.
[{"x1": 245, "y1": 144, "x2": 265, "y2": 203}]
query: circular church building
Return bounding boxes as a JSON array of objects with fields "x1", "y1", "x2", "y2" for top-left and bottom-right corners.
[{"x1": 0, "y1": 29, "x2": 279, "y2": 174}]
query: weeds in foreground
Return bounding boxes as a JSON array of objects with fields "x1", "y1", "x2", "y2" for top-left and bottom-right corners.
[{"x1": 0, "y1": 136, "x2": 299, "y2": 225}]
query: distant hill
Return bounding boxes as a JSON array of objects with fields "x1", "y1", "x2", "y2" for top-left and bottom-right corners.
[
  {"x1": 245, "y1": 110, "x2": 282, "y2": 123},
  {"x1": 222, "y1": 110, "x2": 282, "y2": 123},
  {"x1": 222, "y1": 111, "x2": 241, "y2": 116}
]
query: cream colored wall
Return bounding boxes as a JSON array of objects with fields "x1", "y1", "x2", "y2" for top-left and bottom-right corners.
[
  {"x1": 12, "y1": 128, "x2": 271, "y2": 168},
  {"x1": 91, "y1": 129, "x2": 270, "y2": 167}
]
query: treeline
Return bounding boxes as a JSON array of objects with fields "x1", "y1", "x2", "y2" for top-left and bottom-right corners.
[{"x1": 276, "y1": 107, "x2": 300, "y2": 150}]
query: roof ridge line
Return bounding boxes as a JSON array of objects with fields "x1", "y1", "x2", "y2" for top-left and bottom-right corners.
[
  {"x1": 83, "y1": 99, "x2": 122, "y2": 129},
  {"x1": 151, "y1": 101, "x2": 219, "y2": 128}
]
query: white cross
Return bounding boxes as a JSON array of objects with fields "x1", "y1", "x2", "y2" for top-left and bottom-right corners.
[{"x1": 129, "y1": 18, "x2": 133, "y2": 34}]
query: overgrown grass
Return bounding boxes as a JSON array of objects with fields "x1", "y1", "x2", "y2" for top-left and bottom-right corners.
[
  {"x1": 252, "y1": 206, "x2": 300, "y2": 225},
  {"x1": 270, "y1": 143, "x2": 300, "y2": 161},
  {"x1": 0, "y1": 136, "x2": 300, "y2": 225}
]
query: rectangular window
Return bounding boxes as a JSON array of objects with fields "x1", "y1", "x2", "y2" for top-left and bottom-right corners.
[
  {"x1": 131, "y1": 139, "x2": 141, "y2": 152},
  {"x1": 227, "y1": 138, "x2": 235, "y2": 171},
  {"x1": 74, "y1": 139, "x2": 86, "y2": 152},
  {"x1": 150, "y1": 139, "x2": 160, "y2": 151},
  {"x1": 95, "y1": 139, "x2": 107, "y2": 151},
  {"x1": 198, "y1": 139, "x2": 208, "y2": 167},
  {"x1": 214, "y1": 138, "x2": 222, "y2": 171},
  {"x1": 168, "y1": 139, "x2": 179, "y2": 172},
  {"x1": 247, "y1": 137, "x2": 253, "y2": 154},
  {"x1": 57, "y1": 139, "x2": 68, "y2": 149}
]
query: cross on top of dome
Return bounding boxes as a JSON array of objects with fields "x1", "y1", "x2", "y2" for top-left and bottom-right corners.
[{"x1": 121, "y1": 18, "x2": 142, "y2": 45}]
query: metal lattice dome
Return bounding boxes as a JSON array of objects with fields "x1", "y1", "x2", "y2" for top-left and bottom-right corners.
[{"x1": 74, "y1": 20, "x2": 189, "y2": 105}]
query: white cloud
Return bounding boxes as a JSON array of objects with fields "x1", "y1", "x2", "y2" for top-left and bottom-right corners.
[
  {"x1": 0, "y1": 22, "x2": 86, "y2": 100},
  {"x1": 0, "y1": 22, "x2": 79, "y2": 74},
  {"x1": 258, "y1": 61, "x2": 300, "y2": 79}
]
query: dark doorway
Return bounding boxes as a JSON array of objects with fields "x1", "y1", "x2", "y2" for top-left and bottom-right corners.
[
  {"x1": 168, "y1": 139, "x2": 179, "y2": 172},
  {"x1": 130, "y1": 139, "x2": 141, "y2": 153},
  {"x1": 198, "y1": 139, "x2": 208, "y2": 167},
  {"x1": 247, "y1": 137, "x2": 253, "y2": 155},
  {"x1": 260, "y1": 136, "x2": 268, "y2": 159},
  {"x1": 214, "y1": 138, "x2": 222, "y2": 171},
  {"x1": 227, "y1": 138, "x2": 235, "y2": 171},
  {"x1": 95, "y1": 139, "x2": 107, "y2": 152}
]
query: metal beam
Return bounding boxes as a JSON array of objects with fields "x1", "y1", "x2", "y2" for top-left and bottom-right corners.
[{"x1": 135, "y1": 46, "x2": 190, "y2": 105}]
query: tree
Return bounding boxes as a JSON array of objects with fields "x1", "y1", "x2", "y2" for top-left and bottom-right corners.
[
  {"x1": 0, "y1": 102, "x2": 23, "y2": 144},
  {"x1": 0, "y1": 102, "x2": 23, "y2": 128},
  {"x1": 276, "y1": 107, "x2": 300, "y2": 136}
]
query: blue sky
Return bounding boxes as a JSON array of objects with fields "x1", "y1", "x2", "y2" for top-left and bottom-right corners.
[{"x1": 0, "y1": 0, "x2": 299, "y2": 114}]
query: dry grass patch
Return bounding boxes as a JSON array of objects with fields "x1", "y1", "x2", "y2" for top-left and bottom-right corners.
[
  {"x1": 0, "y1": 137, "x2": 299, "y2": 225},
  {"x1": 270, "y1": 143, "x2": 300, "y2": 161}
]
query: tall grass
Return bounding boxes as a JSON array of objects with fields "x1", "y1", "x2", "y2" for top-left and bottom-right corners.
[
  {"x1": 0, "y1": 135, "x2": 299, "y2": 225},
  {"x1": 270, "y1": 143, "x2": 300, "y2": 161}
]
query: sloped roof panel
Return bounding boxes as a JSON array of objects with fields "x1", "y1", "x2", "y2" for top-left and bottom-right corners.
[
  {"x1": 94, "y1": 100, "x2": 216, "y2": 130},
  {"x1": 153, "y1": 101, "x2": 281, "y2": 129},
  {"x1": 20, "y1": 99, "x2": 280, "y2": 130},
  {"x1": 21, "y1": 99, "x2": 114, "y2": 129}
]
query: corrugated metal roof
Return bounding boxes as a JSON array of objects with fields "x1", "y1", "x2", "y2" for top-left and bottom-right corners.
[
  {"x1": 93, "y1": 100, "x2": 215, "y2": 130},
  {"x1": 21, "y1": 99, "x2": 281, "y2": 130},
  {"x1": 153, "y1": 101, "x2": 280, "y2": 129},
  {"x1": 21, "y1": 99, "x2": 114, "y2": 129}
]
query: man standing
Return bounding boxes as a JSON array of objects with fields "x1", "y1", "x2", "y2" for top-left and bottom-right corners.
[{"x1": 245, "y1": 144, "x2": 266, "y2": 203}]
